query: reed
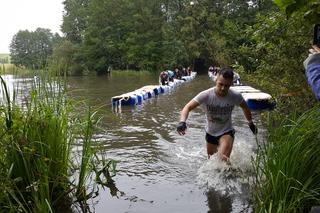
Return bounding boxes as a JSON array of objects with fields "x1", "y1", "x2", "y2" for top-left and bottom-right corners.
[
  {"x1": 0, "y1": 73, "x2": 117, "y2": 212},
  {"x1": 253, "y1": 105, "x2": 320, "y2": 212}
]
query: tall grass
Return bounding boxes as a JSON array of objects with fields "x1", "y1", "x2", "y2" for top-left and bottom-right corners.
[
  {"x1": 0, "y1": 73, "x2": 117, "y2": 212},
  {"x1": 253, "y1": 105, "x2": 320, "y2": 212}
]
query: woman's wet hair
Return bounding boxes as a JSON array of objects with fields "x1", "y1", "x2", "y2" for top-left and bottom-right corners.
[{"x1": 218, "y1": 67, "x2": 234, "y2": 80}]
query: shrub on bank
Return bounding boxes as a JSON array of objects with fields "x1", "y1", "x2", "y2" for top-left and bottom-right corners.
[{"x1": 253, "y1": 105, "x2": 320, "y2": 212}]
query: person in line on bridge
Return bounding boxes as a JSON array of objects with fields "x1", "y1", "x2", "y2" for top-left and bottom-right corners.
[
  {"x1": 167, "y1": 70, "x2": 175, "y2": 82},
  {"x1": 233, "y1": 71, "x2": 241, "y2": 85},
  {"x1": 159, "y1": 71, "x2": 169, "y2": 86},
  {"x1": 304, "y1": 44, "x2": 320, "y2": 101},
  {"x1": 182, "y1": 67, "x2": 188, "y2": 76},
  {"x1": 213, "y1": 66, "x2": 220, "y2": 75},
  {"x1": 177, "y1": 67, "x2": 257, "y2": 163},
  {"x1": 187, "y1": 66, "x2": 192, "y2": 76},
  {"x1": 174, "y1": 67, "x2": 182, "y2": 80},
  {"x1": 208, "y1": 66, "x2": 214, "y2": 73}
]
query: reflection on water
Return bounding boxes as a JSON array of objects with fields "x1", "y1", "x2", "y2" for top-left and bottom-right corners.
[
  {"x1": 1, "y1": 73, "x2": 265, "y2": 212},
  {"x1": 0, "y1": 75, "x2": 36, "y2": 106}
]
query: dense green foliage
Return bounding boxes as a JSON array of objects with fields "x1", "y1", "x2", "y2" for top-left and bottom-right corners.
[
  {"x1": 10, "y1": 28, "x2": 61, "y2": 69},
  {"x1": 57, "y1": 0, "x2": 274, "y2": 74},
  {"x1": 55, "y1": 0, "x2": 317, "y2": 111},
  {"x1": 10, "y1": 0, "x2": 319, "y2": 109},
  {"x1": 5, "y1": 0, "x2": 314, "y2": 112},
  {"x1": 253, "y1": 105, "x2": 320, "y2": 212},
  {"x1": 251, "y1": 2, "x2": 320, "y2": 212},
  {"x1": 236, "y1": 12, "x2": 316, "y2": 114},
  {"x1": 274, "y1": 0, "x2": 320, "y2": 22}
]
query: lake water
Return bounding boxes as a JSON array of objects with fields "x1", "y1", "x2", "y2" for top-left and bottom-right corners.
[{"x1": 1, "y1": 73, "x2": 265, "y2": 213}]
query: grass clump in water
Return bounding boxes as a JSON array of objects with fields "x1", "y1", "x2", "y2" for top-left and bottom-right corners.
[
  {"x1": 253, "y1": 105, "x2": 320, "y2": 212},
  {"x1": 0, "y1": 75, "x2": 117, "y2": 212}
]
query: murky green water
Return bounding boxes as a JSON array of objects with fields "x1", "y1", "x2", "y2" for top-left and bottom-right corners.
[{"x1": 2, "y1": 73, "x2": 265, "y2": 213}]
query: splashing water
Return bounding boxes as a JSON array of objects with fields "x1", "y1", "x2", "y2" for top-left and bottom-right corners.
[{"x1": 196, "y1": 138, "x2": 255, "y2": 195}]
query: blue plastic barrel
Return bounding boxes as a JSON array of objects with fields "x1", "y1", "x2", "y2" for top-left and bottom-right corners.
[{"x1": 136, "y1": 94, "x2": 143, "y2": 104}]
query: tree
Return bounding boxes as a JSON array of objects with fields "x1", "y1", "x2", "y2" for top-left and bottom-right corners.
[
  {"x1": 274, "y1": 0, "x2": 320, "y2": 23},
  {"x1": 124, "y1": 0, "x2": 166, "y2": 71},
  {"x1": 75, "y1": 0, "x2": 169, "y2": 73},
  {"x1": 79, "y1": 0, "x2": 129, "y2": 73},
  {"x1": 32, "y1": 28, "x2": 55, "y2": 68},
  {"x1": 61, "y1": 0, "x2": 89, "y2": 44},
  {"x1": 60, "y1": 0, "x2": 310, "y2": 75},
  {"x1": 10, "y1": 30, "x2": 33, "y2": 68},
  {"x1": 50, "y1": 39, "x2": 82, "y2": 75},
  {"x1": 10, "y1": 28, "x2": 57, "y2": 69}
]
